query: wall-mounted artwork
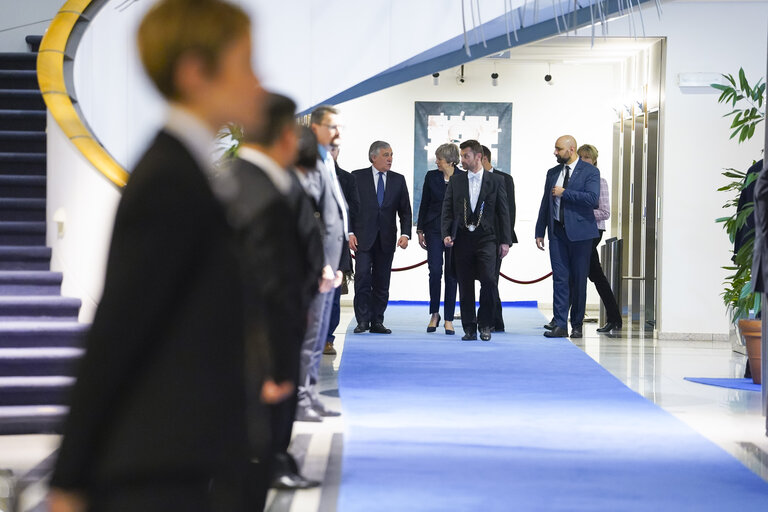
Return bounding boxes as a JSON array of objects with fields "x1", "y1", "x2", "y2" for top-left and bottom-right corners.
[{"x1": 413, "y1": 101, "x2": 513, "y2": 221}]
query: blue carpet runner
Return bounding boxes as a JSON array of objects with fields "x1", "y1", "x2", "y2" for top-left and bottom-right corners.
[
  {"x1": 338, "y1": 305, "x2": 768, "y2": 511},
  {"x1": 685, "y1": 377, "x2": 762, "y2": 392},
  {"x1": 0, "y1": 39, "x2": 84, "y2": 434}
]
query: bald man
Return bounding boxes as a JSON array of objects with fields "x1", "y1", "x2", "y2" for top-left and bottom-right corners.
[{"x1": 535, "y1": 135, "x2": 600, "y2": 338}]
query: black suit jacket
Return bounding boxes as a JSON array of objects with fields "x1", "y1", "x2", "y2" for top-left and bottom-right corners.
[
  {"x1": 336, "y1": 162, "x2": 359, "y2": 272},
  {"x1": 51, "y1": 131, "x2": 249, "y2": 494},
  {"x1": 442, "y1": 170, "x2": 511, "y2": 244},
  {"x1": 492, "y1": 169, "x2": 518, "y2": 244},
  {"x1": 228, "y1": 157, "x2": 322, "y2": 385},
  {"x1": 417, "y1": 169, "x2": 449, "y2": 234},
  {"x1": 351, "y1": 167, "x2": 412, "y2": 252}
]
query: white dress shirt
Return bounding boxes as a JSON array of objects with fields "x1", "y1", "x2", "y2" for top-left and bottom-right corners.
[
  {"x1": 554, "y1": 158, "x2": 578, "y2": 222},
  {"x1": 371, "y1": 166, "x2": 387, "y2": 193},
  {"x1": 468, "y1": 169, "x2": 484, "y2": 211}
]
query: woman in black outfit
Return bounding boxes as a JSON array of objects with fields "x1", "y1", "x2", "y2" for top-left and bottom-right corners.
[{"x1": 417, "y1": 143, "x2": 460, "y2": 334}]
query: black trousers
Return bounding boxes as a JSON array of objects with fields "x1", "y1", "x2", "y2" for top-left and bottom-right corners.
[
  {"x1": 353, "y1": 233, "x2": 395, "y2": 324},
  {"x1": 589, "y1": 231, "x2": 622, "y2": 324},
  {"x1": 453, "y1": 229, "x2": 497, "y2": 334},
  {"x1": 477, "y1": 247, "x2": 505, "y2": 331}
]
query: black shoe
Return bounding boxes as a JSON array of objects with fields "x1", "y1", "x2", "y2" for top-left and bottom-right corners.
[
  {"x1": 315, "y1": 406, "x2": 341, "y2": 417},
  {"x1": 370, "y1": 322, "x2": 392, "y2": 334},
  {"x1": 427, "y1": 314, "x2": 441, "y2": 333},
  {"x1": 461, "y1": 331, "x2": 477, "y2": 341},
  {"x1": 596, "y1": 321, "x2": 622, "y2": 333},
  {"x1": 479, "y1": 327, "x2": 492, "y2": 341},
  {"x1": 494, "y1": 326, "x2": 505, "y2": 333},
  {"x1": 271, "y1": 471, "x2": 321, "y2": 490},
  {"x1": 543, "y1": 326, "x2": 568, "y2": 338},
  {"x1": 570, "y1": 327, "x2": 583, "y2": 338},
  {"x1": 445, "y1": 323, "x2": 455, "y2": 335},
  {"x1": 543, "y1": 318, "x2": 556, "y2": 330},
  {"x1": 295, "y1": 407, "x2": 323, "y2": 422},
  {"x1": 353, "y1": 321, "x2": 370, "y2": 334}
]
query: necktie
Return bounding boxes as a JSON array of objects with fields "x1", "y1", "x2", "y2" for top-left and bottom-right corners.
[
  {"x1": 559, "y1": 165, "x2": 571, "y2": 222},
  {"x1": 377, "y1": 172, "x2": 385, "y2": 206}
]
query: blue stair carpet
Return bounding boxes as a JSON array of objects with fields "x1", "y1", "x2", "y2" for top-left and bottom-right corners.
[
  {"x1": 338, "y1": 305, "x2": 768, "y2": 511},
  {"x1": 684, "y1": 377, "x2": 761, "y2": 392}
]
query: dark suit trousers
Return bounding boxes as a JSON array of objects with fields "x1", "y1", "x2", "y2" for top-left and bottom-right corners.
[
  {"x1": 453, "y1": 229, "x2": 496, "y2": 333},
  {"x1": 477, "y1": 250, "x2": 505, "y2": 331},
  {"x1": 589, "y1": 231, "x2": 622, "y2": 323},
  {"x1": 425, "y1": 230, "x2": 457, "y2": 320},
  {"x1": 354, "y1": 233, "x2": 395, "y2": 324},
  {"x1": 550, "y1": 222, "x2": 592, "y2": 330}
]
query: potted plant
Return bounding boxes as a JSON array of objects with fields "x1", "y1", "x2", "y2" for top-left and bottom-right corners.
[{"x1": 713, "y1": 68, "x2": 765, "y2": 384}]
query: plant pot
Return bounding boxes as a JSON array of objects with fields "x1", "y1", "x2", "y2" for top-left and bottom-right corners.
[{"x1": 738, "y1": 318, "x2": 762, "y2": 385}]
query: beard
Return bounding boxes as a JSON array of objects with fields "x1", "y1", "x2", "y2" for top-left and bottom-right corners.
[{"x1": 555, "y1": 154, "x2": 569, "y2": 164}]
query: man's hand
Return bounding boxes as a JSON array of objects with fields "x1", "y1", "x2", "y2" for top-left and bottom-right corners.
[
  {"x1": 552, "y1": 186, "x2": 565, "y2": 197},
  {"x1": 260, "y1": 379, "x2": 294, "y2": 404},
  {"x1": 319, "y1": 264, "x2": 335, "y2": 293},
  {"x1": 397, "y1": 235, "x2": 409, "y2": 249},
  {"x1": 348, "y1": 234, "x2": 358, "y2": 252},
  {"x1": 444, "y1": 236, "x2": 454, "y2": 248},
  {"x1": 333, "y1": 270, "x2": 343, "y2": 288},
  {"x1": 418, "y1": 232, "x2": 427, "y2": 250},
  {"x1": 499, "y1": 243, "x2": 510, "y2": 259},
  {"x1": 48, "y1": 490, "x2": 87, "y2": 512},
  {"x1": 536, "y1": 237, "x2": 545, "y2": 251}
]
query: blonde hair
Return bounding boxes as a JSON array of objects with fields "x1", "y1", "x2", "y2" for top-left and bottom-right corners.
[
  {"x1": 137, "y1": 0, "x2": 251, "y2": 100},
  {"x1": 577, "y1": 144, "x2": 599, "y2": 166}
]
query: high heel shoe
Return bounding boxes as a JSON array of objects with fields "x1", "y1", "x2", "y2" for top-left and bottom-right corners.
[
  {"x1": 426, "y1": 314, "x2": 441, "y2": 333},
  {"x1": 444, "y1": 321, "x2": 455, "y2": 335}
]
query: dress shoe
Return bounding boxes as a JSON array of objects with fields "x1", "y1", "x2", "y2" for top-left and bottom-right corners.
[
  {"x1": 295, "y1": 406, "x2": 323, "y2": 422},
  {"x1": 570, "y1": 327, "x2": 583, "y2": 338},
  {"x1": 461, "y1": 331, "x2": 477, "y2": 341},
  {"x1": 596, "y1": 321, "x2": 622, "y2": 333},
  {"x1": 444, "y1": 322, "x2": 455, "y2": 335},
  {"x1": 369, "y1": 322, "x2": 392, "y2": 334},
  {"x1": 479, "y1": 327, "x2": 492, "y2": 341},
  {"x1": 493, "y1": 326, "x2": 505, "y2": 333},
  {"x1": 353, "y1": 322, "x2": 370, "y2": 334},
  {"x1": 543, "y1": 326, "x2": 568, "y2": 338},
  {"x1": 271, "y1": 471, "x2": 321, "y2": 490},
  {"x1": 323, "y1": 342, "x2": 337, "y2": 355},
  {"x1": 426, "y1": 314, "x2": 441, "y2": 333},
  {"x1": 543, "y1": 318, "x2": 556, "y2": 330}
]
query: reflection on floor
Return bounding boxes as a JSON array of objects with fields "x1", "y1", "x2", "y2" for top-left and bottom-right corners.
[{"x1": 1, "y1": 305, "x2": 766, "y2": 512}]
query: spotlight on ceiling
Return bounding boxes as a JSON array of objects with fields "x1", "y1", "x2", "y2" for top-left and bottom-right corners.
[
  {"x1": 491, "y1": 72, "x2": 499, "y2": 87},
  {"x1": 432, "y1": 72, "x2": 440, "y2": 86}
]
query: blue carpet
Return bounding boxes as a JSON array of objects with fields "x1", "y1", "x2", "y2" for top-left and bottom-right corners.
[
  {"x1": 338, "y1": 305, "x2": 768, "y2": 511},
  {"x1": 685, "y1": 377, "x2": 762, "y2": 392}
]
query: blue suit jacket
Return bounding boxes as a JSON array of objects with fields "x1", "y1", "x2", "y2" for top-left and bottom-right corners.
[
  {"x1": 417, "y1": 169, "x2": 448, "y2": 234},
  {"x1": 535, "y1": 159, "x2": 600, "y2": 242}
]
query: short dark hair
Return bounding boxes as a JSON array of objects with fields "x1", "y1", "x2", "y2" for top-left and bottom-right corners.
[
  {"x1": 310, "y1": 105, "x2": 338, "y2": 126},
  {"x1": 481, "y1": 145, "x2": 491, "y2": 161},
  {"x1": 460, "y1": 139, "x2": 482, "y2": 156},
  {"x1": 244, "y1": 92, "x2": 296, "y2": 146},
  {"x1": 296, "y1": 126, "x2": 319, "y2": 168}
]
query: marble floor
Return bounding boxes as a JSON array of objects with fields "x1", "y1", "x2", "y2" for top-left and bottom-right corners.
[{"x1": 2, "y1": 304, "x2": 766, "y2": 512}]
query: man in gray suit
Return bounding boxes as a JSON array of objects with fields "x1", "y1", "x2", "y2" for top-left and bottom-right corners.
[{"x1": 296, "y1": 105, "x2": 347, "y2": 422}]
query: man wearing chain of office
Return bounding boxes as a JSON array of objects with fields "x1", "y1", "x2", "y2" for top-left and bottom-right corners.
[{"x1": 442, "y1": 139, "x2": 511, "y2": 341}]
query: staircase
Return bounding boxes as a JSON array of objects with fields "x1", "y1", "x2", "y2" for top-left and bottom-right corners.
[{"x1": 0, "y1": 36, "x2": 86, "y2": 435}]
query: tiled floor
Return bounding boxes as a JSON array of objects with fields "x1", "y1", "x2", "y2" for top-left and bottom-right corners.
[{"x1": 2, "y1": 305, "x2": 767, "y2": 512}]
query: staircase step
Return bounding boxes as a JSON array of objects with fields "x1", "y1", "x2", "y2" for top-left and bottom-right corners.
[
  {"x1": 0, "y1": 321, "x2": 86, "y2": 348},
  {"x1": 0, "y1": 246, "x2": 51, "y2": 270},
  {"x1": 0, "y1": 376, "x2": 73, "y2": 406},
  {"x1": 0, "y1": 296, "x2": 81, "y2": 319},
  {"x1": 25, "y1": 36, "x2": 42, "y2": 53},
  {"x1": 0, "y1": 198, "x2": 45, "y2": 221},
  {"x1": 0, "y1": 70, "x2": 38, "y2": 90},
  {"x1": 0, "y1": 110, "x2": 46, "y2": 131},
  {"x1": 0, "y1": 221, "x2": 45, "y2": 245},
  {"x1": 0, "y1": 152, "x2": 45, "y2": 174},
  {"x1": 0, "y1": 90, "x2": 44, "y2": 110},
  {"x1": 0, "y1": 53, "x2": 37, "y2": 71},
  {"x1": 0, "y1": 131, "x2": 45, "y2": 153},
  {"x1": 0, "y1": 271, "x2": 62, "y2": 295},
  {"x1": 0, "y1": 174, "x2": 46, "y2": 198},
  {"x1": 0, "y1": 347, "x2": 83, "y2": 377},
  {"x1": 0, "y1": 405, "x2": 67, "y2": 435}
]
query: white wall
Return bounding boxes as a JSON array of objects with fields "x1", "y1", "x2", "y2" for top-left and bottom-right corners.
[
  {"x1": 0, "y1": 0, "x2": 62, "y2": 52},
  {"x1": 334, "y1": 58, "x2": 624, "y2": 307}
]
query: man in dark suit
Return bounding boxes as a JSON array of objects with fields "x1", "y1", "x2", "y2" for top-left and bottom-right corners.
[
  {"x1": 350, "y1": 141, "x2": 412, "y2": 334},
  {"x1": 480, "y1": 145, "x2": 517, "y2": 332},
  {"x1": 324, "y1": 143, "x2": 359, "y2": 355},
  {"x1": 48, "y1": 2, "x2": 263, "y2": 511},
  {"x1": 442, "y1": 139, "x2": 511, "y2": 341},
  {"x1": 228, "y1": 93, "x2": 324, "y2": 498},
  {"x1": 535, "y1": 135, "x2": 600, "y2": 339}
]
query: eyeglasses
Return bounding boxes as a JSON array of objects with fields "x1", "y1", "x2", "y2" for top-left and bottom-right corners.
[{"x1": 321, "y1": 123, "x2": 342, "y2": 131}]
